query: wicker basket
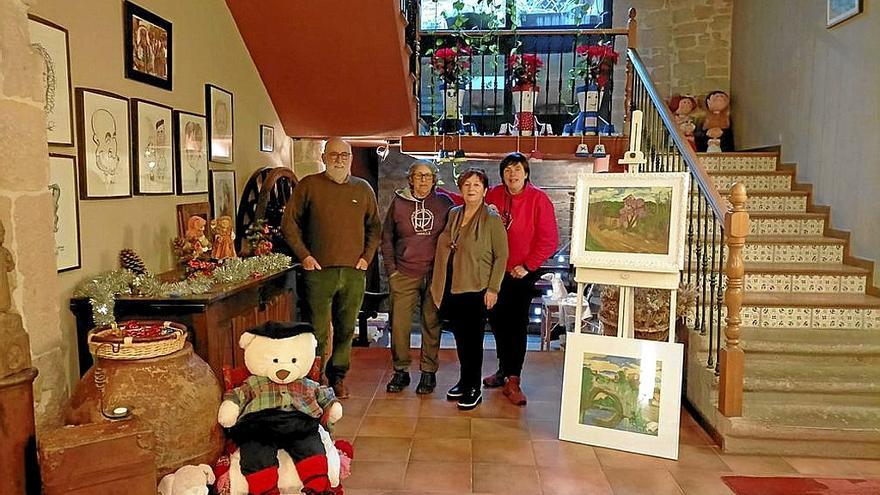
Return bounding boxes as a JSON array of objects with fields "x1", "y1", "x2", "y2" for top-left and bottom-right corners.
[
  {"x1": 87, "y1": 321, "x2": 187, "y2": 361},
  {"x1": 599, "y1": 314, "x2": 669, "y2": 342}
]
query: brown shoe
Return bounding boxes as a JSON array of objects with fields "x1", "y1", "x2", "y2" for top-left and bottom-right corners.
[
  {"x1": 331, "y1": 379, "x2": 350, "y2": 399},
  {"x1": 502, "y1": 376, "x2": 527, "y2": 406},
  {"x1": 482, "y1": 370, "x2": 506, "y2": 388}
]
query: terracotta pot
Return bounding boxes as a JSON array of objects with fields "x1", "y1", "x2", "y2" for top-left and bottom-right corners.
[
  {"x1": 598, "y1": 313, "x2": 669, "y2": 342},
  {"x1": 65, "y1": 342, "x2": 223, "y2": 476}
]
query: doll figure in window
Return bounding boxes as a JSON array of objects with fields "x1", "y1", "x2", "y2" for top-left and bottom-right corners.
[
  {"x1": 212, "y1": 215, "x2": 237, "y2": 260},
  {"x1": 668, "y1": 94, "x2": 698, "y2": 151}
]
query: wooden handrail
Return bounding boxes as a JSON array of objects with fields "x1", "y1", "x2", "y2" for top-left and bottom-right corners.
[
  {"x1": 626, "y1": 48, "x2": 727, "y2": 222},
  {"x1": 718, "y1": 183, "x2": 748, "y2": 416}
]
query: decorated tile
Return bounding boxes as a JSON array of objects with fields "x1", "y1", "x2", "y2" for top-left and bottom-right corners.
[
  {"x1": 839, "y1": 276, "x2": 866, "y2": 293},
  {"x1": 818, "y1": 244, "x2": 843, "y2": 263}
]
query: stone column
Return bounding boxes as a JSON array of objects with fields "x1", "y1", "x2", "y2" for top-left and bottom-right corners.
[{"x1": 0, "y1": 0, "x2": 67, "y2": 432}]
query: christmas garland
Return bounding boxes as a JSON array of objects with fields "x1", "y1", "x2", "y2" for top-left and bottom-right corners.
[{"x1": 74, "y1": 254, "x2": 292, "y2": 326}]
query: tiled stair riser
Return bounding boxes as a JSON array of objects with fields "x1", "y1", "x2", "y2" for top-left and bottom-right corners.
[
  {"x1": 748, "y1": 217, "x2": 824, "y2": 236},
  {"x1": 700, "y1": 155, "x2": 778, "y2": 172},
  {"x1": 739, "y1": 195, "x2": 807, "y2": 213},
  {"x1": 711, "y1": 174, "x2": 792, "y2": 192},
  {"x1": 732, "y1": 243, "x2": 843, "y2": 264},
  {"x1": 744, "y1": 274, "x2": 867, "y2": 294},
  {"x1": 686, "y1": 306, "x2": 880, "y2": 329}
]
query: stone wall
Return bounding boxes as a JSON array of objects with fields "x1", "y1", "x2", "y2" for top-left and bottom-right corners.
[
  {"x1": 614, "y1": 0, "x2": 732, "y2": 99},
  {"x1": 0, "y1": 0, "x2": 66, "y2": 431}
]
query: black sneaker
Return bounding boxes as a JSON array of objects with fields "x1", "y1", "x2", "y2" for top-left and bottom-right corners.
[
  {"x1": 482, "y1": 370, "x2": 506, "y2": 388},
  {"x1": 457, "y1": 387, "x2": 482, "y2": 410},
  {"x1": 385, "y1": 370, "x2": 410, "y2": 393},
  {"x1": 415, "y1": 372, "x2": 437, "y2": 395},
  {"x1": 446, "y1": 383, "x2": 465, "y2": 401}
]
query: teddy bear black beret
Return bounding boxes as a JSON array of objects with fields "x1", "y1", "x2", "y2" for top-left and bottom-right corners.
[{"x1": 247, "y1": 321, "x2": 315, "y2": 340}]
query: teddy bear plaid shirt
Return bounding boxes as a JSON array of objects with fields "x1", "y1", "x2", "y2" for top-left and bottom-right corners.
[{"x1": 224, "y1": 375, "x2": 337, "y2": 419}]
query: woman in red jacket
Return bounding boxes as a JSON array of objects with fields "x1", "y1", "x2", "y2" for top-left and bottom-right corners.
[{"x1": 482, "y1": 152, "x2": 559, "y2": 405}]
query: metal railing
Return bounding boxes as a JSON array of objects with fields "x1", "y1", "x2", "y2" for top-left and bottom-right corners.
[
  {"x1": 627, "y1": 48, "x2": 748, "y2": 417},
  {"x1": 413, "y1": 10, "x2": 638, "y2": 136}
]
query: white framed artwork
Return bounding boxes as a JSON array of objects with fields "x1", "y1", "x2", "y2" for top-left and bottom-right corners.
[
  {"x1": 75, "y1": 87, "x2": 132, "y2": 199},
  {"x1": 570, "y1": 172, "x2": 690, "y2": 274},
  {"x1": 559, "y1": 332, "x2": 683, "y2": 460},
  {"x1": 174, "y1": 110, "x2": 209, "y2": 194},
  {"x1": 131, "y1": 98, "x2": 174, "y2": 195},
  {"x1": 206, "y1": 84, "x2": 233, "y2": 163}
]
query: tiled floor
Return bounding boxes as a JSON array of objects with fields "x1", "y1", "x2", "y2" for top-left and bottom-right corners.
[{"x1": 337, "y1": 347, "x2": 880, "y2": 495}]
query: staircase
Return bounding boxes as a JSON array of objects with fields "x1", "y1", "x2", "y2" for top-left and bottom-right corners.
[{"x1": 686, "y1": 151, "x2": 880, "y2": 458}]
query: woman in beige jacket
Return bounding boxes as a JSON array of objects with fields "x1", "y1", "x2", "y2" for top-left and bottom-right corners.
[{"x1": 431, "y1": 168, "x2": 508, "y2": 410}]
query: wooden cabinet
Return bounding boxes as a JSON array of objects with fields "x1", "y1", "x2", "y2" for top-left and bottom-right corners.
[{"x1": 70, "y1": 268, "x2": 296, "y2": 379}]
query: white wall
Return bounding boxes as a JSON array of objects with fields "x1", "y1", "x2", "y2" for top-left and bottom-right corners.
[{"x1": 731, "y1": 0, "x2": 880, "y2": 281}]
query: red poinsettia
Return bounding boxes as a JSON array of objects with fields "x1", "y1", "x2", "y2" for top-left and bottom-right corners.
[
  {"x1": 431, "y1": 46, "x2": 471, "y2": 86},
  {"x1": 507, "y1": 53, "x2": 544, "y2": 90},
  {"x1": 572, "y1": 42, "x2": 620, "y2": 89}
]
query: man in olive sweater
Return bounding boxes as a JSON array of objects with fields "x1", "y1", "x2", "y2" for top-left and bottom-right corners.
[{"x1": 282, "y1": 138, "x2": 382, "y2": 398}]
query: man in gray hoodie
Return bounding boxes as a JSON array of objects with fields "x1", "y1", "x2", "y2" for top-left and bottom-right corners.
[{"x1": 381, "y1": 160, "x2": 454, "y2": 394}]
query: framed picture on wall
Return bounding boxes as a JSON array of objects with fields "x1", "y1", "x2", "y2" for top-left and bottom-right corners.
[
  {"x1": 209, "y1": 170, "x2": 237, "y2": 221},
  {"x1": 28, "y1": 15, "x2": 74, "y2": 146},
  {"x1": 827, "y1": 0, "x2": 862, "y2": 27},
  {"x1": 173, "y1": 110, "x2": 209, "y2": 195},
  {"x1": 123, "y1": 1, "x2": 172, "y2": 90},
  {"x1": 206, "y1": 84, "x2": 234, "y2": 163},
  {"x1": 131, "y1": 99, "x2": 174, "y2": 195},
  {"x1": 260, "y1": 125, "x2": 274, "y2": 152},
  {"x1": 75, "y1": 87, "x2": 132, "y2": 199},
  {"x1": 48, "y1": 154, "x2": 82, "y2": 271}
]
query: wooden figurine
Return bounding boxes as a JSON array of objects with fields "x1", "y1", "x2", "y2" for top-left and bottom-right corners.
[{"x1": 211, "y1": 215, "x2": 237, "y2": 260}]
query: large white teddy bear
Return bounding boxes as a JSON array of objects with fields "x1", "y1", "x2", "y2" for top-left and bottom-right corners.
[{"x1": 218, "y1": 321, "x2": 345, "y2": 495}]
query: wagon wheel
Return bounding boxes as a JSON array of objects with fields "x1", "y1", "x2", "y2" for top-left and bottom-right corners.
[{"x1": 235, "y1": 167, "x2": 297, "y2": 254}]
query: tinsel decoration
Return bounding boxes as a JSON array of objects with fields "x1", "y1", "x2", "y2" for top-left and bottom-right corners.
[
  {"x1": 74, "y1": 253, "x2": 292, "y2": 326},
  {"x1": 119, "y1": 248, "x2": 147, "y2": 275}
]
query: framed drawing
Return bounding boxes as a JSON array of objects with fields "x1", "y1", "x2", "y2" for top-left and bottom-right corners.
[
  {"x1": 559, "y1": 332, "x2": 683, "y2": 460},
  {"x1": 48, "y1": 154, "x2": 82, "y2": 271},
  {"x1": 827, "y1": 0, "x2": 862, "y2": 27},
  {"x1": 75, "y1": 88, "x2": 132, "y2": 199},
  {"x1": 176, "y1": 201, "x2": 212, "y2": 245},
  {"x1": 209, "y1": 170, "x2": 237, "y2": 221},
  {"x1": 28, "y1": 15, "x2": 74, "y2": 146},
  {"x1": 570, "y1": 172, "x2": 690, "y2": 274},
  {"x1": 131, "y1": 99, "x2": 174, "y2": 195},
  {"x1": 260, "y1": 125, "x2": 274, "y2": 152},
  {"x1": 123, "y1": 1, "x2": 172, "y2": 90},
  {"x1": 173, "y1": 111, "x2": 209, "y2": 195},
  {"x1": 206, "y1": 84, "x2": 233, "y2": 163}
]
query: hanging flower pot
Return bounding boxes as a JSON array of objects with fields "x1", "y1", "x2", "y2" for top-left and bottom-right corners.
[{"x1": 511, "y1": 83, "x2": 539, "y2": 136}]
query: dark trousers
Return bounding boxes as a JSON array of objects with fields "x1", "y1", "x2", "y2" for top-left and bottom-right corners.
[
  {"x1": 227, "y1": 409, "x2": 326, "y2": 475},
  {"x1": 489, "y1": 272, "x2": 539, "y2": 377},
  {"x1": 304, "y1": 267, "x2": 366, "y2": 381},
  {"x1": 441, "y1": 290, "x2": 487, "y2": 389}
]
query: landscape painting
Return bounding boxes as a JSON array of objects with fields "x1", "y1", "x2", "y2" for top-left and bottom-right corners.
[
  {"x1": 585, "y1": 186, "x2": 673, "y2": 255},
  {"x1": 578, "y1": 353, "x2": 662, "y2": 436},
  {"x1": 559, "y1": 332, "x2": 684, "y2": 460},
  {"x1": 569, "y1": 172, "x2": 690, "y2": 274}
]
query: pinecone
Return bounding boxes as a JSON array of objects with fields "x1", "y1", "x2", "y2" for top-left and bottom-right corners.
[{"x1": 119, "y1": 248, "x2": 147, "y2": 275}]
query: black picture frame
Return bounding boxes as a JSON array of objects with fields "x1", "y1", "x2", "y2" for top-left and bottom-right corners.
[
  {"x1": 206, "y1": 84, "x2": 234, "y2": 163},
  {"x1": 260, "y1": 124, "x2": 274, "y2": 152},
  {"x1": 48, "y1": 153, "x2": 82, "y2": 272},
  {"x1": 209, "y1": 169, "x2": 237, "y2": 221},
  {"x1": 173, "y1": 110, "x2": 210, "y2": 195},
  {"x1": 123, "y1": 1, "x2": 172, "y2": 90},
  {"x1": 28, "y1": 15, "x2": 75, "y2": 146},
  {"x1": 131, "y1": 98, "x2": 175, "y2": 195},
  {"x1": 75, "y1": 87, "x2": 133, "y2": 199}
]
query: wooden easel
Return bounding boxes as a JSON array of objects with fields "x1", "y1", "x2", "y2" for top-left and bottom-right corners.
[{"x1": 572, "y1": 111, "x2": 679, "y2": 344}]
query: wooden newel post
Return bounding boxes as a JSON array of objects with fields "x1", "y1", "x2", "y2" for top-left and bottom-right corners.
[
  {"x1": 623, "y1": 7, "x2": 638, "y2": 136},
  {"x1": 718, "y1": 183, "x2": 748, "y2": 417}
]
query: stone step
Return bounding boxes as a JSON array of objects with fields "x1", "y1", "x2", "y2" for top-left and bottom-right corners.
[
  {"x1": 744, "y1": 360, "x2": 880, "y2": 394},
  {"x1": 708, "y1": 171, "x2": 793, "y2": 192},
  {"x1": 740, "y1": 327, "x2": 880, "y2": 356},
  {"x1": 741, "y1": 401, "x2": 880, "y2": 429},
  {"x1": 699, "y1": 153, "x2": 778, "y2": 173},
  {"x1": 722, "y1": 415, "x2": 880, "y2": 458}
]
